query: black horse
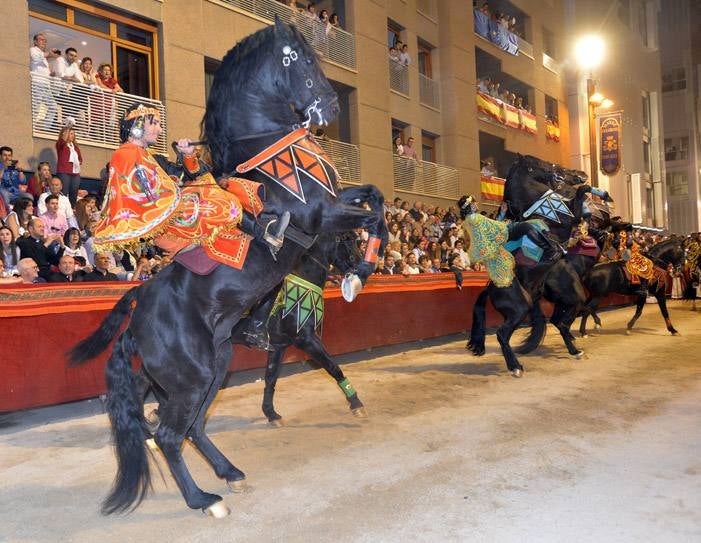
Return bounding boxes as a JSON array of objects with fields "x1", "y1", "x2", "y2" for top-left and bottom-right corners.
[
  {"x1": 464, "y1": 158, "x2": 594, "y2": 375},
  {"x1": 232, "y1": 228, "x2": 366, "y2": 425},
  {"x1": 70, "y1": 20, "x2": 387, "y2": 517},
  {"x1": 579, "y1": 238, "x2": 685, "y2": 336}
]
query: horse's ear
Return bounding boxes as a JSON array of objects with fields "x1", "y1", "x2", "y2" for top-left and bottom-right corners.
[{"x1": 274, "y1": 15, "x2": 285, "y2": 35}]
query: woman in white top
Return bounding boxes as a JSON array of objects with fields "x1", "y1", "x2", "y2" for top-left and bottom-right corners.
[
  {"x1": 0, "y1": 225, "x2": 21, "y2": 276},
  {"x1": 4, "y1": 199, "x2": 34, "y2": 240}
]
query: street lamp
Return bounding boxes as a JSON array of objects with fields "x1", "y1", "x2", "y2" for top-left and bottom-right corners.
[{"x1": 574, "y1": 35, "x2": 606, "y2": 187}]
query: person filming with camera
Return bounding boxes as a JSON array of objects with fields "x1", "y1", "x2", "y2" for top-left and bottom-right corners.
[{"x1": 0, "y1": 146, "x2": 30, "y2": 218}]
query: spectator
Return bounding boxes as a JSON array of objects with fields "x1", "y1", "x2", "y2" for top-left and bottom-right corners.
[
  {"x1": 29, "y1": 33, "x2": 59, "y2": 131},
  {"x1": 96, "y1": 63, "x2": 123, "y2": 93},
  {"x1": 481, "y1": 158, "x2": 497, "y2": 177},
  {"x1": 0, "y1": 225, "x2": 21, "y2": 276},
  {"x1": 402, "y1": 137, "x2": 419, "y2": 161},
  {"x1": 82, "y1": 252, "x2": 119, "y2": 281},
  {"x1": 40, "y1": 194, "x2": 69, "y2": 238},
  {"x1": 389, "y1": 46, "x2": 401, "y2": 64},
  {"x1": 388, "y1": 221, "x2": 401, "y2": 243},
  {"x1": 4, "y1": 199, "x2": 34, "y2": 240},
  {"x1": 129, "y1": 255, "x2": 154, "y2": 281},
  {"x1": 453, "y1": 239, "x2": 471, "y2": 269},
  {"x1": 480, "y1": 3, "x2": 491, "y2": 16},
  {"x1": 381, "y1": 254, "x2": 398, "y2": 275},
  {"x1": 306, "y1": 2, "x2": 317, "y2": 17},
  {"x1": 393, "y1": 136, "x2": 404, "y2": 155},
  {"x1": 419, "y1": 255, "x2": 436, "y2": 274},
  {"x1": 48, "y1": 254, "x2": 85, "y2": 283},
  {"x1": 399, "y1": 44, "x2": 411, "y2": 66},
  {"x1": 17, "y1": 257, "x2": 45, "y2": 284},
  {"x1": 62, "y1": 227, "x2": 90, "y2": 268},
  {"x1": 17, "y1": 218, "x2": 62, "y2": 281},
  {"x1": 408, "y1": 201, "x2": 423, "y2": 222},
  {"x1": 329, "y1": 13, "x2": 341, "y2": 28},
  {"x1": 93, "y1": 63, "x2": 123, "y2": 139},
  {"x1": 26, "y1": 161, "x2": 52, "y2": 203},
  {"x1": 477, "y1": 77, "x2": 490, "y2": 94},
  {"x1": 80, "y1": 57, "x2": 98, "y2": 85},
  {"x1": 0, "y1": 146, "x2": 29, "y2": 212},
  {"x1": 38, "y1": 177, "x2": 77, "y2": 228},
  {"x1": 403, "y1": 252, "x2": 420, "y2": 275},
  {"x1": 56, "y1": 125, "x2": 83, "y2": 206}
]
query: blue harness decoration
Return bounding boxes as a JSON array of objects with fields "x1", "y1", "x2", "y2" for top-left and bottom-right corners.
[
  {"x1": 505, "y1": 219, "x2": 549, "y2": 263},
  {"x1": 522, "y1": 189, "x2": 574, "y2": 223}
]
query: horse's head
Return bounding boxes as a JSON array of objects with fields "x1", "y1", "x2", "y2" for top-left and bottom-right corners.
[
  {"x1": 647, "y1": 238, "x2": 685, "y2": 267},
  {"x1": 270, "y1": 18, "x2": 339, "y2": 128}
]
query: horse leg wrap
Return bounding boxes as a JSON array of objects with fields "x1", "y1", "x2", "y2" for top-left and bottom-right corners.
[
  {"x1": 363, "y1": 236, "x2": 381, "y2": 264},
  {"x1": 338, "y1": 378, "x2": 357, "y2": 399}
]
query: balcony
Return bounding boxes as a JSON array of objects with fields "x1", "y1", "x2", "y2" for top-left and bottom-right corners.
[
  {"x1": 476, "y1": 91, "x2": 537, "y2": 135},
  {"x1": 317, "y1": 137, "x2": 361, "y2": 185},
  {"x1": 30, "y1": 73, "x2": 168, "y2": 153},
  {"x1": 542, "y1": 53, "x2": 561, "y2": 76},
  {"x1": 419, "y1": 73, "x2": 440, "y2": 109},
  {"x1": 389, "y1": 60, "x2": 409, "y2": 95},
  {"x1": 473, "y1": 9, "x2": 519, "y2": 57},
  {"x1": 392, "y1": 155, "x2": 459, "y2": 199},
  {"x1": 519, "y1": 38, "x2": 534, "y2": 59},
  {"x1": 216, "y1": 0, "x2": 357, "y2": 70}
]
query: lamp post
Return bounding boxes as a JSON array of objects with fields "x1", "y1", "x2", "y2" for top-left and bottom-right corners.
[{"x1": 574, "y1": 35, "x2": 606, "y2": 188}]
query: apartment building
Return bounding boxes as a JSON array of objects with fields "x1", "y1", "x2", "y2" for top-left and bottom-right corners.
[
  {"x1": 658, "y1": 0, "x2": 700, "y2": 234},
  {"x1": 2, "y1": 0, "x2": 584, "y2": 209}
]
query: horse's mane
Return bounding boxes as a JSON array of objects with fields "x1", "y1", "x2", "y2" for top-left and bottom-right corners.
[{"x1": 646, "y1": 237, "x2": 679, "y2": 258}]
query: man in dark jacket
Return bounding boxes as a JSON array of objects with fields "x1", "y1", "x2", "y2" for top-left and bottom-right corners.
[
  {"x1": 17, "y1": 218, "x2": 62, "y2": 280},
  {"x1": 48, "y1": 255, "x2": 86, "y2": 282},
  {"x1": 82, "y1": 252, "x2": 118, "y2": 281}
]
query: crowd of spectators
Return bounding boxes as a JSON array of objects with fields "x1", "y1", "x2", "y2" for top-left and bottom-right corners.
[
  {"x1": 477, "y1": 76, "x2": 531, "y2": 113},
  {"x1": 389, "y1": 39, "x2": 411, "y2": 67},
  {"x1": 476, "y1": 2, "x2": 522, "y2": 38}
]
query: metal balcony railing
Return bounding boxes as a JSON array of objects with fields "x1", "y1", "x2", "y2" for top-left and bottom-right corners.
[
  {"x1": 419, "y1": 73, "x2": 440, "y2": 109},
  {"x1": 416, "y1": 0, "x2": 437, "y2": 20},
  {"x1": 519, "y1": 38, "x2": 534, "y2": 59},
  {"x1": 217, "y1": 0, "x2": 357, "y2": 70},
  {"x1": 30, "y1": 72, "x2": 167, "y2": 153},
  {"x1": 392, "y1": 155, "x2": 459, "y2": 199},
  {"x1": 542, "y1": 52, "x2": 561, "y2": 76},
  {"x1": 317, "y1": 137, "x2": 361, "y2": 186},
  {"x1": 389, "y1": 59, "x2": 410, "y2": 95}
]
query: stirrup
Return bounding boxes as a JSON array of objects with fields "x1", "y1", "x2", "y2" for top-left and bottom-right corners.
[{"x1": 262, "y1": 211, "x2": 291, "y2": 257}]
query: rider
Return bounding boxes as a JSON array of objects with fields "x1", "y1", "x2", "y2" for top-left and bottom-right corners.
[
  {"x1": 93, "y1": 102, "x2": 290, "y2": 257},
  {"x1": 613, "y1": 226, "x2": 655, "y2": 297},
  {"x1": 566, "y1": 218, "x2": 600, "y2": 258},
  {"x1": 459, "y1": 195, "x2": 561, "y2": 288}
]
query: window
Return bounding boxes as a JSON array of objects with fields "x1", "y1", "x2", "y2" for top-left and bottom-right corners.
[
  {"x1": 204, "y1": 58, "x2": 221, "y2": 102},
  {"x1": 73, "y1": 10, "x2": 109, "y2": 34},
  {"x1": 641, "y1": 93, "x2": 651, "y2": 131},
  {"x1": 545, "y1": 95, "x2": 559, "y2": 123},
  {"x1": 643, "y1": 141, "x2": 651, "y2": 174},
  {"x1": 542, "y1": 27, "x2": 556, "y2": 59},
  {"x1": 391, "y1": 119, "x2": 409, "y2": 151},
  {"x1": 387, "y1": 21, "x2": 403, "y2": 49},
  {"x1": 28, "y1": 0, "x2": 67, "y2": 21},
  {"x1": 664, "y1": 137, "x2": 689, "y2": 161},
  {"x1": 662, "y1": 68, "x2": 686, "y2": 92},
  {"x1": 421, "y1": 132, "x2": 437, "y2": 162},
  {"x1": 417, "y1": 41, "x2": 433, "y2": 78},
  {"x1": 666, "y1": 172, "x2": 689, "y2": 196}
]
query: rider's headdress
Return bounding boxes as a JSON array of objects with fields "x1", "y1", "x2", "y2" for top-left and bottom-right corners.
[{"x1": 120, "y1": 102, "x2": 161, "y2": 143}]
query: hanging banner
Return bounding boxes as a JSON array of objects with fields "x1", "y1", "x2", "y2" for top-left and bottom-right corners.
[{"x1": 599, "y1": 112, "x2": 622, "y2": 176}]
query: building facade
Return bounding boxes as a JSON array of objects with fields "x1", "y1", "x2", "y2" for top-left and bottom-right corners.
[{"x1": 658, "y1": 0, "x2": 701, "y2": 234}]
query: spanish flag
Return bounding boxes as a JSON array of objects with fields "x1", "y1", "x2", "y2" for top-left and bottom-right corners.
[{"x1": 480, "y1": 175, "x2": 505, "y2": 202}]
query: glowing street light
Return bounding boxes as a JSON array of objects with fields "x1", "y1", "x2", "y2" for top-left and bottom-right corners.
[{"x1": 574, "y1": 35, "x2": 606, "y2": 72}]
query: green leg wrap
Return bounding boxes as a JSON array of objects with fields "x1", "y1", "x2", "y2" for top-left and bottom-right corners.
[{"x1": 338, "y1": 378, "x2": 357, "y2": 399}]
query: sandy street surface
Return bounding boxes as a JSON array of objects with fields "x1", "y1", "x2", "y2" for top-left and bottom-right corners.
[{"x1": 1, "y1": 302, "x2": 700, "y2": 543}]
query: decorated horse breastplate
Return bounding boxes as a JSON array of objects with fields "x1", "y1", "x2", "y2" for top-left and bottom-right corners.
[
  {"x1": 270, "y1": 273, "x2": 325, "y2": 333},
  {"x1": 522, "y1": 189, "x2": 574, "y2": 223},
  {"x1": 236, "y1": 128, "x2": 337, "y2": 203}
]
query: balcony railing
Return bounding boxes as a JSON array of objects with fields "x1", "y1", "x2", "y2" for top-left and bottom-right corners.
[
  {"x1": 217, "y1": 0, "x2": 357, "y2": 70},
  {"x1": 317, "y1": 137, "x2": 361, "y2": 185},
  {"x1": 473, "y1": 9, "x2": 519, "y2": 56},
  {"x1": 542, "y1": 52, "x2": 561, "y2": 76},
  {"x1": 419, "y1": 73, "x2": 440, "y2": 109},
  {"x1": 30, "y1": 73, "x2": 168, "y2": 153},
  {"x1": 519, "y1": 38, "x2": 534, "y2": 59},
  {"x1": 389, "y1": 59, "x2": 409, "y2": 95},
  {"x1": 393, "y1": 155, "x2": 459, "y2": 199}
]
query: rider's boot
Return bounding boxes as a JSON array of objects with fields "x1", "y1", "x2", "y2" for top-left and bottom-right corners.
[
  {"x1": 242, "y1": 293, "x2": 277, "y2": 351},
  {"x1": 525, "y1": 228, "x2": 563, "y2": 264},
  {"x1": 238, "y1": 210, "x2": 291, "y2": 259}
]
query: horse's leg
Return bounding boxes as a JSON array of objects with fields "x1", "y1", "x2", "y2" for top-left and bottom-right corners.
[
  {"x1": 492, "y1": 283, "x2": 529, "y2": 377},
  {"x1": 654, "y1": 289, "x2": 679, "y2": 335},
  {"x1": 295, "y1": 330, "x2": 366, "y2": 417},
  {"x1": 185, "y1": 340, "x2": 246, "y2": 490},
  {"x1": 580, "y1": 296, "x2": 602, "y2": 336},
  {"x1": 552, "y1": 302, "x2": 583, "y2": 357},
  {"x1": 262, "y1": 347, "x2": 286, "y2": 425},
  {"x1": 625, "y1": 295, "x2": 647, "y2": 334}
]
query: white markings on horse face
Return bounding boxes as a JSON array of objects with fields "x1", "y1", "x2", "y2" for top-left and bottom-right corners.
[
  {"x1": 282, "y1": 45, "x2": 298, "y2": 67},
  {"x1": 305, "y1": 78, "x2": 313, "y2": 88},
  {"x1": 303, "y1": 97, "x2": 325, "y2": 128}
]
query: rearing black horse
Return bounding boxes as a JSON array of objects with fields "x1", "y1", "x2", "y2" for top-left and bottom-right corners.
[{"x1": 70, "y1": 20, "x2": 387, "y2": 517}]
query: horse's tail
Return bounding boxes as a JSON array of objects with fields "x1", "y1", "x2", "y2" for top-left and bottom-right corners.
[
  {"x1": 468, "y1": 288, "x2": 490, "y2": 348},
  {"x1": 102, "y1": 329, "x2": 151, "y2": 515},
  {"x1": 68, "y1": 287, "x2": 140, "y2": 365},
  {"x1": 516, "y1": 301, "x2": 547, "y2": 354}
]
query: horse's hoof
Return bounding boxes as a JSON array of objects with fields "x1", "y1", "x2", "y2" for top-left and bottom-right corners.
[
  {"x1": 226, "y1": 479, "x2": 248, "y2": 494},
  {"x1": 581, "y1": 334, "x2": 589, "y2": 339},
  {"x1": 145, "y1": 438, "x2": 159, "y2": 451},
  {"x1": 594, "y1": 324, "x2": 601, "y2": 330},
  {"x1": 352, "y1": 406, "x2": 368, "y2": 418},
  {"x1": 269, "y1": 418, "x2": 285, "y2": 427},
  {"x1": 341, "y1": 274, "x2": 363, "y2": 302},
  {"x1": 511, "y1": 369, "x2": 523, "y2": 378},
  {"x1": 574, "y1": 350, "x2": 584, "y2": 359},
  {"x1": 625, "y1": 329, "x2": 632, "y2": 335},
  {"x1": 204, "y1": 501, "x2": 230, "y2": 518}
]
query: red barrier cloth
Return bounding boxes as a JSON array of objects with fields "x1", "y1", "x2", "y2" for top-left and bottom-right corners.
[{"x1": 0, "y1": 274, "x2": 633, "y2": 412}]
